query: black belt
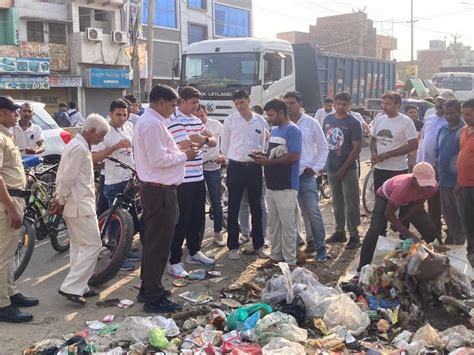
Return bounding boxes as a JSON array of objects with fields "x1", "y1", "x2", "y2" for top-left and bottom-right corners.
[
  {"x1": 8, "y1": 189, "x2": 27, "y2": 198},
  {"x1": 229, "y1": 159, "x2": 258, "y2": 167},
  {"x1": 142, "y1": 182, "x2": 177, "y2": 189}
]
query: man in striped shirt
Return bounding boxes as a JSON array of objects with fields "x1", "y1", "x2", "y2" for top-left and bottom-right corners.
[{"x1": 166, "y1": 87, "x2": 218, "y2": 278}]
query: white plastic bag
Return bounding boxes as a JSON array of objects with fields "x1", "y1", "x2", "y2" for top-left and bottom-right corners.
[
  {"x1": 372, "y1": 235, "x2": 402, "y2": 266},
  {"x1": 323, "y1": 294, "x2": 370, "y2": 336},
  {"x1": 278, "y1": 262, "x2": 294, "y2": 303},
  {"x1": 262, "y1": 337, "x2": 306, "y2": 355},
  {"x1": 256, "y1": 311, "x2": 308, "y2": 346}
]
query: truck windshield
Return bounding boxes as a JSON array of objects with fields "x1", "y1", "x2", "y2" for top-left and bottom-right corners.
[
  {"x1": 433, "y1": 75, "x2": 473, "y2": 91},
  {"x1": 182, "y1": 52, "x2": 259, "y2": 88}
]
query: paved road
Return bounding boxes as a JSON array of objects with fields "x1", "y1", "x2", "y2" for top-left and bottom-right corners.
[{"x1": 3, "y1": 147, "x2": 373, "y2": 352}]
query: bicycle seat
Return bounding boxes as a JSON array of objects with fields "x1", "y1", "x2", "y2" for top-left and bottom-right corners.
[{"x1": 22, "y1": 155, "x2": 42, "y2": 169}]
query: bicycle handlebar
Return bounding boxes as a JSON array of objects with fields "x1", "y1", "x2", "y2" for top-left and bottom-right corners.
[{"x1": 105, "y1": 156, "x2": 137, "y2": 175}]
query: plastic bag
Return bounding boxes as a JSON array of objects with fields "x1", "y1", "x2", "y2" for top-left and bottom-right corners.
[
  {"x1": 358, "y1": 265, "x2": 376, "y2": 287},
  {"x1": 323, "y1": 294, "x2": 370, "y2": 336},
  {"x1": 411, "y1": 323, "x2": 447, "y2": 352},
  {"x1": 114, "y1": 316, "x2": 179, "y2": 343},
  {"x1": 255, "y1": 311, "x2": 308, "y2": 346},
  {"x1": 149, "y1": 328, "x2": 169, "y2": 349},
  {"x1": 262, "y1": 337, "x2": 305, "y2": 355},
  {"x1": 279, "y1": 262, "x2": 294, "y2": 303},
  {"x1": 297, "y1": 284, "x2": 339, "y2": 320},
  {"x1": 440, "y1": 325, "x2": 474, "y2": 352},
  {"x1": 227, "y1": 304, "x2": 272, "y2": 331},
  {"x1": 151, "y1": 315, "x2": 180, "y2": 337},
  {"x1": 372, "y1": 236, "x2": 402, "y2": 266},
  {"x1": 241, "y1": 311, "x2": 261, "y2": 342}
]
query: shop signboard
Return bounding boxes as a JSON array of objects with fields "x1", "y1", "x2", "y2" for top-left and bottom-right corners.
[
  {"x1": 49, "y1": 76, "x2": 83, "y2": 88},
  {"x1": 0, "y1": 57, "x2": 50, "y2": 75},
  {"x1": 0, "y1": 75, "x2": 49, "y2": 90},
  {"x1": 87, "y1": 68, "x2": 131, "y2": 88}
]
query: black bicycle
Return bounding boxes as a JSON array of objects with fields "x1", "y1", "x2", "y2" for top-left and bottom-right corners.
[
  {"x1": 14, "y1": 160, "x2": 68, "y2": 280},
  {"x1": 317, "y1": 170, "x2": 332, "y2": 200},
  {"x1": 89, "y1": 156, "x2": 140, "y2": 286}
]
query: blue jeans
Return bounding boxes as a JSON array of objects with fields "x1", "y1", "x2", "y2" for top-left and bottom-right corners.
[
  {"x1": 298, "y1": 174, "x2": 326, "y2": 253},
  {"x1": 204, "y1": 169, "x2": 223, "y2": 233},
  {"x1": 104, "y1": 180, "x2": 128, "y2": 208}
]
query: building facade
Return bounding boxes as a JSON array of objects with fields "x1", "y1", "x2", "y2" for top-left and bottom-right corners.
[
  {"x1": 277, "y1": 12, "x2": 397, "y2": 60},
  {"x1": 0, "y1": 0, "x2": 252, "y2": 116},
  {"x1": 138, "y1": 0, "x2": 252, "y2": 95}
]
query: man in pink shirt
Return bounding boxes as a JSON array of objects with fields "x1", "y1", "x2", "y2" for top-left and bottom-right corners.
[
  {"x1": 358, "y1": 162, "x2": 439, "y2": 270},
  {"x1": 133, "y1": 85, "x2": 197, "y2": 313}
]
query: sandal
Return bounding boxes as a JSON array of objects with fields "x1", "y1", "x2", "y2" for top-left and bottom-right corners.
[
  {"x1": 238, "y1": 234, "x2": 250, "y2": 245},
  {"x1": 58, "y1": 290, "x2": 86, "y2": 305}
]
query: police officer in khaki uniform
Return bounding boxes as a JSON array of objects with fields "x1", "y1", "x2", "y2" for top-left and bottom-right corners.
[{"x1": 0, "y1": 97, "x2": 38, "y2": 323}]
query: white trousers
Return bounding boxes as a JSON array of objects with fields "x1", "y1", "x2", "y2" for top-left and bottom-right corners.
[
  {"x1": 266, "y1": 189, "x2": 299, "y2": 265},
  {"x1": 60, "y1": 215, "x2": 101, "y2": 295}
]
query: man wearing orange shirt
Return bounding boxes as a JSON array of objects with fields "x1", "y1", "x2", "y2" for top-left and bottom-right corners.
[{"x1": 457, "y1": 98, "x2": 474, "y2": 256}]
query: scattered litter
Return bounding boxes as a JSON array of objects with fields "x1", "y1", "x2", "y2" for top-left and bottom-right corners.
[
  {"x1": 209, "y1": 276, "x2": 227, "y2": 283},
  {"x1": 179, "y1": 291, "x2": 212, "y2": 304},
  {"x1": 86, "y1": 320, "x2": 106, "y2": 330},
  {"x1": 188, "y1": 269, "x2": 206, "y2": 280},
  {"x1": 173, "y1": 278, "x2": 189, "y2": 287},
  {"x1": 208, "y1": 270, "x2": 222, "y2": 277},
  {"x1": 220, "y1": 298, "x2": 242, "y2": 308},
  {"x1": 96, "y1": 298, "x2": 120, "y2": 308},
  {"x1": 102, "y1": 314, "x2": 114, "y2": 323},
  {"x1": 117, "y1": 299, "x2": 134, "y2": 309}
]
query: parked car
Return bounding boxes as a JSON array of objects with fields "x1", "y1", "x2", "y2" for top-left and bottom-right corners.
[{"x1": 15, "y1": 100, "x2": 71, "y2": 160}]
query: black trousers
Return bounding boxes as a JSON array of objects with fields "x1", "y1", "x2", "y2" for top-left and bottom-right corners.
[
  {"x1": 358, "y1": 195, "x2": 438, "y2": 270},
  {"x1": 428, "y1": 190, "x2": 442, "y2": 240},
  {"x1": 169, "y1": 180, "x2": 206, "y2": 264},
  {"x1": 374, "y1": 168, "x2": 408, "y2": 193},
  {"x1": 460, "y1": 187, "x2": 474, "y2": 254},
  {"x1": 140, "y1": 185, "x2": 177, "y2": 304},
  {"x1": 226, "y1": 161, "x2": 264, "y2": 251}
]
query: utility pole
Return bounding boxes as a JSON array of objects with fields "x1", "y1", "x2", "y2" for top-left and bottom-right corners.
[
  {"x1": 130, "y1": 0, "x2": 142, "y2": 101},
  {"x1": 145, "y1": 0, "x2": 154, "y2": 100},
  {"x1": 452, "y1": 33, "x2": 462, "y2": 66},
  {"x1": 410, "y1": 0, "x2": 414, "y2": 64}
]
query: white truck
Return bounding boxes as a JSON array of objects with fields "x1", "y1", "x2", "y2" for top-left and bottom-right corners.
[
  {"x1": 179, "y1": 38, "x2": 396, "y2": 120},
  {"x1": 432, "y1": 72, "x2": 474, "y2": 101}
]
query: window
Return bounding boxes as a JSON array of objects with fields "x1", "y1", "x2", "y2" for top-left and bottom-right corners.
[
  {"x1": 142, "y1": 0, "x2": 177, "y2": 29},
  {"x1": 188, "y1": 0, "x2": 206, "y2": 10},
  {"x1": 79, "y1": 7, "x2": 91, "y2": 32},
  {"x1": 189, "y1": 23, "x2": 207, "y2": 44},
  {"x1": 48, "y1": 23, "x2": 66, "y2": 44},
  {"x1": 214, "y1": 4, "x2": 250, "y2": 37},
  {"x1": 27, "y1": 21, "x2": 44, "y2": 43},
  {"x1": 264, "y1": 53, "x2": 282, "y2": 83}
]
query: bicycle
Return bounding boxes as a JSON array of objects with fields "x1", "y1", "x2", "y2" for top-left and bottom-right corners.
[
  {"x1": 362, "y1": 162, "x2": 376, "y2": 214},
  {"x1": 89, "y1": 156, "x2": 139, "y2": 287},
  {"x1": 14, "y1": 158, "x2": 69, "y2": 280}
]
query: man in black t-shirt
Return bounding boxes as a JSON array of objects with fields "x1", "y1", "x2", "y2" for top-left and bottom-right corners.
[{"x1": 322, "y1": 92, "x2": 362, "y2": 249}]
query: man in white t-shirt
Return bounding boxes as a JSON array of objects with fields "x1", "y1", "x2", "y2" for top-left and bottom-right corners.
[
  {"x1": 196, "y1": 104, "x2": 226, "y2": 247},
  {"x1": 314, "y1": 97, "x2": 335, "y2": 127},
  {"x1": 92, "y1": 99, "x2": 139, "y2": 271},
  {"x1": 13, "y1": 103, "x2": 45, "y2": 155},
  {"x1": 68, "y1": 101, "x2": 85, "y2": 127},
  {"x1": 370, "y1": 91, "x2": 418, "y2": 193}
]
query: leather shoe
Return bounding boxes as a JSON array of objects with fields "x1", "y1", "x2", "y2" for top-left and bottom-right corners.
[
  {"x1": 0, "y1": 305, "x2": 33, "y2": 323},
  {"x1": 144, "y1": 297, "x2": 181, "y2": 313},
  {"x1": 10, "y1": 293, "x2": 39, "y2": 308},
  {"x1": 83, "y1": 290, "x2": 99, "y2": 298},
  {"x1": 58, "y1": 290, "x2": 86, "y2": 305},
  {"x1": 137, "y1": 290, "x2": 171, "y2": 303}
]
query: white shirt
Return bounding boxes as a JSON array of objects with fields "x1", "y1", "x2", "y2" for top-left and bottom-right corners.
[
  {"x1": 55, "y1": 134, "x2": 96, "y2": 217},
  {"x1": 12, "y1": 122, "x2": 44, "y2": 153},
  {"x1": 294, "y1": 113, "x2": 329, "y2": 176},
  {"x1": 417, "y1": 113, "x2": 447, "y2": 166},
  {"x1": 133, "y1": 107, "x2": 186, "y2": 185},
  {"x1": 314, "y1": 108, "x2": 335, "y2": 127},
  {"x1": 202, "y1": 118, "x2": 223, "y2": 171},
  {"x1": 128, "y1": 113, "x2": 140, "y2": 127},
  {"x1": 68, "y1": 109, "x2": 85, "y2": 127},
  {"x1": 221, "y1": 111, "x2": 268, "y2": 163},
  {"x1": 372, "y1": 113, "x2": 418, "y2": 171},
  {"x1": 424, "y1": 107, "x2": 436, "y2": 120},
  {"x1": 350, "y1": 111, "x2": 366, "y2": 128},
  {"x1": 92, "y1": 121, "x2": 134, "y2": 185}
]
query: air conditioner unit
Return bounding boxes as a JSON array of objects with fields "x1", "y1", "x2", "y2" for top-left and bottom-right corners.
[
  {"x1": 111, "y1": 31, "x2": 128, "y2": 45},
  {"x1": 86, "y1": 27, "x2": 103, "y2": 42}
]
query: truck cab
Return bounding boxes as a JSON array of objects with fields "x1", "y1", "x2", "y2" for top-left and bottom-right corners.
[
  {"x1": 432, "y1": 72, "x2": 474, "y2": 101},
  {"x1": 179, "y1": 38, "x2": 295, "y2": 120}
]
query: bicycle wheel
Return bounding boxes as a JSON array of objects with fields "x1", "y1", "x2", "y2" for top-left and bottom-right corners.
[
  {"x1": 362, "y1": 167, "x2": 376, "y2": 214},
  {"x1": 50, "y1": 215, "x2": 70, "y2": 253},
  {"x1": 89, "y1": 207, "x2": 134, "y2": 286},
  {"x1": 14, "y1": 219, "x2": 36, "y2": 281},
  {"x1": 320, "y1": 180, "x2": 332, "y2": 200},
  {"x1": 39, "y1": 172, "x2": 56, "y2": 196}
]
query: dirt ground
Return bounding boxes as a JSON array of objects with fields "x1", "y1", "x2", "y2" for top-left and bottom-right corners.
[{"x1": 2, "y1": 150, "x2": 468, "y2": 353}]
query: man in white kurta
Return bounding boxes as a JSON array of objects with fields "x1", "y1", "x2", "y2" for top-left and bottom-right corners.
[{"x1": 53, "y1": 114, "x2": 110, "y2": 304}]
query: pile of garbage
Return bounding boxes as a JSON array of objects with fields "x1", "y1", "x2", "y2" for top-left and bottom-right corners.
[{"x1": 23, "y1": 239, "x2": 474, "y2": 354}]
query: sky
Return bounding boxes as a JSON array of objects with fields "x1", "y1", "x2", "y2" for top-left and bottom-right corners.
[{"x1": 253, "y1": 0, "x2": 473, "y2": 62}]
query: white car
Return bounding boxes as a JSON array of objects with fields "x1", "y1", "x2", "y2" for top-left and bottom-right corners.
[{"x1": 15, "y1": 101, "x2": 71, "y2": 160}]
